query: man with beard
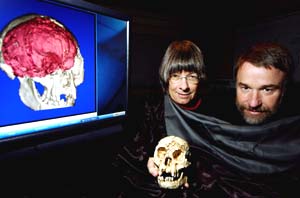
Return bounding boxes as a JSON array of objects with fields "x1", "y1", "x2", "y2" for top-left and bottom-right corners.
[{"x1": 231, "y1": 42, "x2": 298, "y2": 125}]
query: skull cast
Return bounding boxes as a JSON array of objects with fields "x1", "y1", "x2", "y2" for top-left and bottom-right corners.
[
  {"x1": 0, "y1": 14, "x2": 84, "y2": 110},
  {"x1": 153, "y1": 135, "x2": 191, "y2": 189}
]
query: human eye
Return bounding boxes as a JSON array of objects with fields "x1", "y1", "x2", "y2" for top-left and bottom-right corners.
[
  {"x1": 264, "y1": 88, "x2": 272, "y2": 92},
  {"x1": 171, "y1": 74, "x2": 180, "y2": 81},
  {"x1": 239, "y1": 85, "x2": 250, "y2": 92},
  {"x1": 262, "y1": 87, "x2": 275, "y2": 94},
  {"x1": 187, "y1": 74, "x2": 199, "y2": 82}
]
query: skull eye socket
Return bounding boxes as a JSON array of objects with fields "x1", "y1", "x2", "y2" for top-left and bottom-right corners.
[
  {"x1": 173, "y1": 149, "x2": 182, "y2": 159},
  {"x1": 157, "y1": 147, "x2": 167, "y2": 158}
]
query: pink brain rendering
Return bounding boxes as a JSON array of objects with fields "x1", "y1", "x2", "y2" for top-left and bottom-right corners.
[{"x1": 1, "y1": 16, "x2": 77, "y2": 78}]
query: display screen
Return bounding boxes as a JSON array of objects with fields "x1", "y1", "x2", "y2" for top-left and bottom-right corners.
[{"x1": 0, "y1": 0, "x2": 129, "y2": 142}]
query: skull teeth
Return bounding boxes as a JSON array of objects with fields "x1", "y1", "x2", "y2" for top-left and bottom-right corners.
[
  {"x1": 159, "y1": 170, "x2": 178, "y2": 177},
  {"x1": 158, "y1": 172, "x2": 183, "y2": 181}
]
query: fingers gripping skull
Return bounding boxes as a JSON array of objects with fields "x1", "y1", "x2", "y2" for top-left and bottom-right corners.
[
  {"x1": 153, "y1": 135, "x2": 191, "y2": 189},
  {"x1": 0, "y1": 14, "x2": 84, "y2": 110}
]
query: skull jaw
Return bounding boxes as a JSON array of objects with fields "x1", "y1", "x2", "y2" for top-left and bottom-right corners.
[
  {"x1": 157, "y1": 171, "x2": 188, "y2": 189},
  {"x1": 18, "y1": 76, "x2": 77, "y2": 110}
]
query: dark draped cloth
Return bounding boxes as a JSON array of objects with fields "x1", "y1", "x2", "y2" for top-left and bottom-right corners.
[
  {"x1": 164, "y1": 94, "x2": 300, "y2": 175},
  {"x1": 113, "y1": 93, "x2": 300, "y2": 197}
]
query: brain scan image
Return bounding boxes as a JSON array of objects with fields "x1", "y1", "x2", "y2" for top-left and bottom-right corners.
[{"x1": 0, "y1": 14, "x2": 84, "y2": 110}]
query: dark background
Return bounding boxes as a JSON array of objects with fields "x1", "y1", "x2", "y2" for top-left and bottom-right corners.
[
  {"x1": 85, "y1": 0, "x2": 300, "y2": 88},
  {"x1": 2, "y1": 0, "x2": 300, "y2": 197}
]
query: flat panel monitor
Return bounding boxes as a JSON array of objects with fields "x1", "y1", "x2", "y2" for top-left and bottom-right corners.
[{"x1": 0, "y1": 0, "x2": 129, "y2": 153}]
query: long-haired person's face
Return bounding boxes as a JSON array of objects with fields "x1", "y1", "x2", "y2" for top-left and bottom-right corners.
[
  {"x1": 235, "y1": 62, "x2": 286, "y2": 124},
  {"x1": 168, "y1": 70, "x2": 199, "y2": 105}
]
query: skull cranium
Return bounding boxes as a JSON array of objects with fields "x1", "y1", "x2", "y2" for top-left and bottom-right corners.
[
  {"x1": 0, "y1": 14, "x2": 84, "y2": 110},
  {"x1": 153, "y1": 135, "x2": 191, "y2": 189}
]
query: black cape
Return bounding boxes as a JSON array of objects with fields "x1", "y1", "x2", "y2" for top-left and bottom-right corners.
[{"x1": 164, "y1": 95, "x2": 300, "y2": 174}]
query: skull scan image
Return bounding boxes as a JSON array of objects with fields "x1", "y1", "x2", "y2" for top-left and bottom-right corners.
[
  {"x1": 0, "y1": 14, "x2": 84, "y2": 110},
  {"x1": 153, "y1": 135, "x2": 191, "y2": 189}
]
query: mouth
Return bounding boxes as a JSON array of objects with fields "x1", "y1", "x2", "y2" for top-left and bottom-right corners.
[
  {"x1": 246, "y1": 109, "x2": 263, "y2": 115},
  {"x1": 157, "y1": 169, "x2": 186, "y2": 189},
  {"x1": 177, "y1": 92, "x2": 190, "y2": 98}
]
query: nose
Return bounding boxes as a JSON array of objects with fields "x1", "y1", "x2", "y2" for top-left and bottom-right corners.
[
  {"x1": 164, "y1": 157, "x2": 172, "y2": 166},
  {"x1": 178, "y1": 77, "x2": 189, "y2": 90},
  {"x1": 248, "y1": 90, "x2": 262, "y2": 107}
]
